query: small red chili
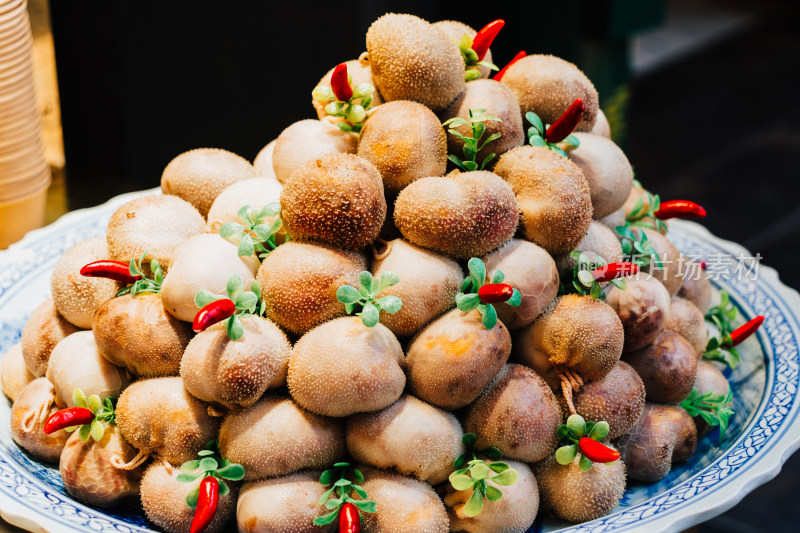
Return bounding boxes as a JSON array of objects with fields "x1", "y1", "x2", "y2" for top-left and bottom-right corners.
[
  {"x1": 493, "y1": 50, "x2": 526, "y2": 81},
  {"x1": 544, "y1": 99, "x2": 584, "y2": 143},
  {"x1": 471, "y1": 19, "x2": 505, "y2": 61},
  {"x1": 592, "y1": 261, "x2": 639, "y2": 282},
  {"x1": 654, "y1": 200, "x2": 706, "y2": 220},
  {"x1": 43, "y1": 407, "x2": 94, "y2": 434},
  {"x1": 699, "y1": 261, "x2": 707, "y2": 271},
  {"x1": 80, "y1": 260, "x2": 141, "y2": 284},
  {"x1": 339, "y1": 502, "x2": 361, "y2": 533},
  {"x1": 193, "y1": 299, "x2": 236, "y2": 333},
  {"x1": 190, "y1": 476, "x2": 219, "y2": 533},
  {"x1": 330, "y1": 63, "x2": 353, "y2": 102},
  {"x1": 578, "y1": 437, "x2": 620, "y2": 463},
  {"x1": 478, "y1": 283, "x2": 514, "y2": 304},
  {"x1": 727, "y1": 315, "x2": 764, "y2": 347}
]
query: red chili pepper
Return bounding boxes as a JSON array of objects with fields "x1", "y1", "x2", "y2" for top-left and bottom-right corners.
[
  {"x1": 471, "y1": 19, "x2": 505, "y2": 61},
  {"x1": 654, "y1": 200, "x2": 706, "y2": 220},
  {"x1": 339, "y1": 502, "x2": 361, "y2": 533},
  {"x1": 493, "y1": 50, "x2": 526, "y2": 81},
  {"x1": 727, "y1": 315, "x2": 764, "y2": 347},
  {"x1": 330, "y1": 63, "x2": 353, "y2": 102},
  {"x1": 478, "y1": 283, "x2": 514, "y2": 304},
  {"x1": 190, "y1": 476, "x2": 219, "y2": 533},
  {"x1": 592, "y1": 262, "x2": 639, "y2": 282},
  {"x1": 544, "y1": 99, "x2": 584, "y2": 143},
  {"x1": 43, "y1": 407, "x2": 94, "y2": 434},
  {"x1": 80, "y1": 260, "x2": 141, "y2": 284},
  {"x1": 578, "y1": 437, "x2": 620, "y2": 463},
  {"x1": 193, "y1": 299, "x2": 236, "y2": 333},
  {"x1": 699, "y1": 261, "x2": 707, "y2": 271}
]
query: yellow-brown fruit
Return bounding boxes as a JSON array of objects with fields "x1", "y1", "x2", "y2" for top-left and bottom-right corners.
[
  {"x1": 252, "y1": 139, "x2": 279, "y2": 182},
  {"x1": 346, "y1": 395, "x2": 464, "y2": 484},
  {"x1": 237, "y1": 472, "x2": 337, "y2": 533},
  {"x1": 555, "y1": 221, "x2": 623, "y2": 272},
  {"x1": 433, "y1": 20, "x2": 494, "y2": 79},
  {"x1": 405, "y1": 308, "x2": 511, "y2": 410},
  {"x1": 586, "y1": 108, "x2": 611, "y2": 137},
  {"x1": 140, "y1": 460, "x2": 237, "y2": 533},
  {"x1": 639, "y1": 228, "x2": 683, "y2": 295},
  {"x1": 500, "y1": 54, "x2": 599, "y2": 131},
  {"x1": 440, "y1": 79, "x2": 524, "y2": 164},
  {"x1": 493, "y1": 146, "x2": 592, "y2": 255},
  {"x1": 567, "y1": 133, "x2": 633, "y2": 219},
  {"x1": 677, "y1": 255, "x2": 712, "y2": 314},
  {"x1": 667, "y1": 297, "x2": 709, "y2": 356},
  {"x1": 616, "y1": 403, "x2": 697, "y2": 482},
  {"x1": 10, "y1": 378, "x2": 66, "y2": 463},
  {"x1": 599, "y1": 206, "x2": 625, "y2": 230},
  {"x1": 482, "y1": 239, "x2": 559, "y2": 330},
  {"x1": 46, "y1": 331, "x2": 130, "y2": 408},
  {"x1": 106, "y1": 194, "x2": 205, "y2": 272},
  {"x1": 693, "y1": 361, "x2": 731, "y2": 435},
  {"x1": 161, "y1": 148, "x2": 255, "y2": 217},
  {"x1": 394, "y1": 171, "x2": 518, "y2": 259},
  {"x1": 312, "y1": 58, "x2": 383, "y2": 120},
  {"x1": 357, "y1": 101, "x2": 447, "y2": 196},
  {"x1": 370, "y1": 238, "x2": 462, "y2": 337},
  {"x1": 1, "y1": 343, "x2": 34, "y2": 401},
  {"x1": 464, "y1": 364, "x2": 562, "y2": 462},
  {"x1": 366, "y1": 13, "x2": 465, "y2": 112},
  {"x1": 59, "y1": 425, "x2": 143, "y2": 507},
  {"x1": 623, "y1": 330, "x2": 698, "y2": 405},
  {"x1": 219, "y1": 394, "x2": 344, "y2": 481},
  {"x1": 533, "y1": 449, "x2": 625, "y2": 522},
  {"x1": 622, "y1": 185, "x2": 664, "y2": 234},
  {"x1": 567, "y1": 361, "x2": 646, "y2": 440},
  {"x1": 93, "y1": 293, "x2": 192, "y2": 377},
  {"x1": 272, "y1": 119, "x2": 357, "y2": 184},
  {"x1": 115, "y1": 377, "x2": 219, "y2": 465},
  {"x1": 206, "y1": 177, "x2": 282, "y2": 234},
  {"x1": 287, "y1": 317, "x2": 405, "y2": 417},
  {"x1": 51, "y1": 237, "x2": 118, "y2": 329},
  {"x1": 280, "y1": 153, "x2": 386, "y2": 249},
  {"x1": 21, "y1": 298, "x2": 81, "y2": 377},
  {"x1": 180, "y1": 315, "x2": 292, "y2": 409},
  {"x1": 360, "y1": 468, "x2": 450, "y2": 533},
  {"x1": 257, "y1": 241, "x2": 366, "y2": 335},
  {"x1": 445, "y1": 460, "x2": 539, "y2": 533},
  {"x1": 606, "y1": 274, "x2": 672, "y2": 352},
  {"x1": 514, "y1": 295, "x2": 624, "y2": 390}
]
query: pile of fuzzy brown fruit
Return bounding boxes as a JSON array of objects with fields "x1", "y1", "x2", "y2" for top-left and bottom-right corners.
[{"x1": 1, "y1": 12, "x2": 764, "y2": 533}]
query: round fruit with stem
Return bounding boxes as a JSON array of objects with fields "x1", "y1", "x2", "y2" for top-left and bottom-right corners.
[
  {"x1": 20, "y1": 298, "x2": 80, "y2": 378},
  {"x1": 10, "y1": 378, "x2": 68, "y2": 463}
]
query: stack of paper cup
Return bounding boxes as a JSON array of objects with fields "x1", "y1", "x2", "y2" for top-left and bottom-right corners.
[{"x1": 0, "y1": 0, "x2": 51, "y2": 248}]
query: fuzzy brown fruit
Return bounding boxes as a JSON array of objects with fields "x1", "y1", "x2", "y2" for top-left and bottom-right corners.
[
  {"x1": 667, "y1": 297, "x2": 709, "y2": 357},
  {"x1": 1, "y1": 343, "x2": 34, "y2": 402},
  {"x1": 606, "y1": 274, "x2": 672, "y2": 352},
  {"x1": 555, "y1": 221, "x2": 623, "y2": 272},
  {"x1": 433, "y1": 20, "x2": 494, "y2": 79},
  {"x1": 623, "y1": 330, "x2": 698, "y2": 405},
  {"x1": 21, "y1": 298, "x2": 80, "y2": 378},
  {"x1": 692, "y1": 361, "x2": 731, "y2": 436},
  {"x1": 271, "y1": 119, "x2": 357, "y2": 184},
  {"x1": 206, "y1": 177, "x2": 282, "y2": 234},
  {"x1": 677, "y1": 256, "x2": 713, "y2": 315},
  {"x1": 10, "y1": 378, "x2": 67, "y2": 462},
  {"x1": 567, "y1": 133, "x2": 633, "y2": 219}
]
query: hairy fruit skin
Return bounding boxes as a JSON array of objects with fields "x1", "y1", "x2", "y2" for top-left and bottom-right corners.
[
  {"x1": 360, "y1": 468, "x2": 450, "y2": 533},
  {"x1": 623, "y1": 330, "x2": 698, "y2": 405},
  {"x1": 271, "y1": 119, "x2": 357, "y2": 184},
  {"x1": 1, "y1": 343, "x2": 34, "y2": 402},
  {"x1": 666, "y1": 297, "x2": 709, "y2": 357},
  {"x1": 10, "y1": 378, "x2": 67, "y2": 463},
  {"x1": 606, "y1": 275, "x2": 672, "y2": 352},
  {"x1": 21, "y1": 299, "x2": 80, "y2": 378},
  {"x1": 567, "y1": 133, "x2": 633, "y2": 219}
]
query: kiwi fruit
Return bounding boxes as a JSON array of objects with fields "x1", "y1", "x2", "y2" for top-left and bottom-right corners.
[
  {"x1": 161, "y1": 148, "x2": 255, "y2": 217},
  {"x1": 463, "y1": 364, "x2": 562, "y2": 462},
  {"x1": 638, "y1": 228, "x2": 683, "y2": 295},
  {"x1": 252, "y1": 139, "x2": 279, "y2": 182},
  {"x1": 312, "y1": 58, "x2": 383, "y2": 120},
  {"x1": 9, "y1": 378, "x2": 67, "y2": 462},
  {"x1": 366, "y1": 13, "x2": 464, "y2": 112},
  {"x1": 280, "y1": 153, "x2": 386, "y2": 249},
  {"x1": 257, "y1": 241, "x2": 366, "y2": 335},
  {"x1": 218, "y1": 393, "x2": 344, "y2": 481},
  {"x1": 482, "y1": 239, "x2": 559, "y2": 330},
  {"x1": 106, "y1": 194, "x2": 205, "y2": 272},
  {"x1": 692, "y1": 361, "x2": 731, "y2": 436},
  {"x1": 1, "y1": 343, "x2": 34, "y2": 401},
  {"x1": 567, "y1": 133, "x2": 633, "y2": 219},
  {"x1": 180, "y1": 314, "x2": 292, "y2": 409},
  {"x1": 555, "y1": 221, "x2": 623, "y2": 272},
  {"x1": 439, "y1": 79, "x2": 524, "y2": 165},
  {"x1": 51, "y1": 237, "x2": 118, "y2": 329},
  {"x1": 623, "y1": 330, "x2": 698, "y2": 405},
  {"x1": 346, "y1": 394, "x2": 464, "y2": 484},
  {"x1": 394, "y1": 171, "x2": 519, "y2": 259},
  {"x1": 357, "y1": 100, "x2": 447, "y2": 196},
  {"x1": 20, "y1": 298, "x2": 81, "y2": 377},
  {"x1": 666, "y1": 297, "x2": 709, "y2": 356},
  {"x1": 493, "y1": 146, "x2": 592, "y2": 255},
  {"x1": 605, "y1": 274, "x2": 672, "y2": 352},
  {"x1": 370, "y1": 238, "x2": 463, "y2": 338},
  {"x1": 433, "y1": 20, "x2": 493, "y2": 79},
  {"x1": 271, "y1": 119, "x2": 357, "y2": 184},
  {"x1": 287, "y1": 317, "x2": 406, "y2": 417},
  {"x1": 677, "y1": 255, "x2": 712, "y2": 314},
  {"x1": 406, "y1": 308, "x2": 511, "y2": 410},
  {"x1": 500, "y1": 54, "x2": 599, "y2": 131},
  {"x1": 206, "y1": 177, "x2": 283, "y2": 234},
  {"x1": 587, "y1": 108, "x2": 611, "y2": 138}
]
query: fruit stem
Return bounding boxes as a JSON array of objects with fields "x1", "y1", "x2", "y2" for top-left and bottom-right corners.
[
  {"x1": 493, "y1": 50, "x2": 526, "y2": 81},
  {"x1": 80, "y1": 260, "x2": 141, "y2": 284},
  {"x1": 544, "y1": 99, "x2": 584, "y2": 143}
]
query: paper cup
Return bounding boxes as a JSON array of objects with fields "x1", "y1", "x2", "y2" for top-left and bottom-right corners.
[{"x1": 0, "y1": 178, "x2": 49, "y2": 249}]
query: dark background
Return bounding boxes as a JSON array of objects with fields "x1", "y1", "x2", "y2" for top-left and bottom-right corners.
[{"x1": 47, "y1": 1, "x2": 800, "y2": 531}]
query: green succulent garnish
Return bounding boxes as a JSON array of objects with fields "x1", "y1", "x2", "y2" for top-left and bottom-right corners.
[
  {"x1": 454, "y1": 34, "x2": 498, "y2": 81},
  {"x1": 442, "y1": 108, "x2": 502, "y2": 172},
  {"x1": 524, "y1": 111, "x2": 579, "y2": 157},
  {"x1": 554, "y1": 414, "x2": 612, "y2": 471},
  {"x1": 456, "y1": 258, "x2": 521, "y2": 329},
  {"x1": 615, "y1": 225, "x2": 664, "y2": 270},
  {"x1": 702, "y1": 291, "x2": 740, "y2": 368},
  {"x1": 69, "y1": 388, "x2": 116, "y2": 442},
  {"x1": 703, "y1": 334, "x2": 741, "y2": 369},
  {"x1": 449, "y1": 433, "x2": 519, "y2": 517},
  {"x1": 220, "y1": 203, "x2": 283, "y2": 259},
  {"x1": 313, "y1": 462, "x2": 376, "y2": 526},
  {"x1": 177, "y1": 440, "x2": 245, "y2": 507},
  {"x1": 194, "y1": 275, "x2": 265, "y2": 340},
  {"x1": 680, "y1": 387, "x2": 734, "y2": 444},
  {"x1": 116, "y1": 251, "x2": 163, "y2": 297},
  {"x1": 312, "y1": 79, "x2": 374, "y2": 133},
  {"x1": 706, "y1": 290, "x2": 737, "y2": 337},
  {"x1": 336, "y1": 271, "x2": 403, "y2": 327},
  {"x1": 559, "y1": 251, "x2": 626, "y2": 300}
]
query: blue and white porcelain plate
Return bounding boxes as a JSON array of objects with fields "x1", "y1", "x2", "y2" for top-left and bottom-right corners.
[{"x1": 0, "y1": 190, "x2": 798, "y2": 533}]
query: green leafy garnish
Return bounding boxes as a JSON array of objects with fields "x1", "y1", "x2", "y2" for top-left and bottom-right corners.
[
  {"x1": 615, "y1": 225, "x2": 664, "y2": 270},
  {"x1": 454, "y1": 34, "x2": 498, "y2": 81},
  {"x1": 69, "y1": 388, "x2": 116, "y2": 442},
  {"x1": 336, "y1": 271, "x2": 403, "y2": 327},
  {"x1": 680, "y1": 387, "x2": 734, "y2": 444},
  {"x1": 702, "y1": 291, "x2": 741, "y2": 368},
  {"x1": 194, "y1": 275, "x2": 265, "y2": 340},
  {"x1": 178, "y1": 440, "x2": 244, "y2": 507},
  {"x1": 313, "y1": 462, "x2": 376, "y2": 526},
  {"x1": 705, "y1": 290, "x2": 737, "y2": 337},
  {"x1": 456, "y1": 258, "x2": 521, "y2": 329},
  {"x1": 554, "y1": 414, "x2": 613, "y2": 471},
  {"x1": 116, "y1": 252, "x2": 163, "y2": 297},
  {"x1": 442, "y1": 108, "x2": 502, "y2": 172},
  {"x1": 703, "y1": 334, "x2": 741, "y2": 369},
  {"x1": 220, "y1": 203, "x2": 283, "y2": 259},
  {"x1": 449, "y1": 433, "x2": 519, "y2": 517},
  {"x1": 524, "y1": 111, "x2": 579, "y2": 158},
  {"x1": 558, "y1": 251, "x2": 626, "y2": 300},
  {"x1": 625, "y1": 187, "x2": 668, "y2": 233},
  {"x1": 312, "y1": 80, "x2": 374, "y2": 133}
]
